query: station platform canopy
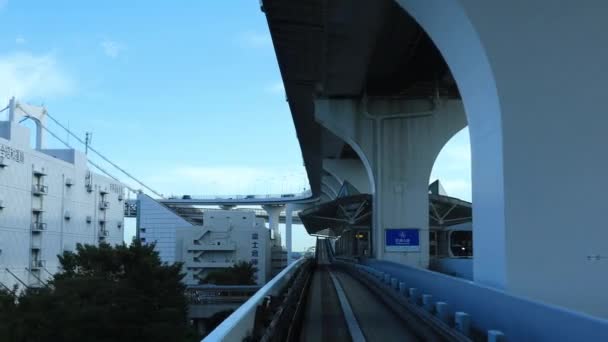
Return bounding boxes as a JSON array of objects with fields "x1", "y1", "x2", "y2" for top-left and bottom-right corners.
[
  {"x1": 299, "y1": 192, "x2": 372, "y2": 237},
  {"x1": 299, "y1": 180, "x2": 471, "y2": 237}
]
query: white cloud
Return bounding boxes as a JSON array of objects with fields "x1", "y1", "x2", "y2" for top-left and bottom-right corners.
[
  {"x1": 100, "y1": 40, "x2": 124, "y2": 58},
  {"x1": 143, "y1": 165, "x2": 309, "y2": 197},
  {"x1": 15, "y1": 36, "x2": 25, "y2": 44},
  {"x1": 264, "y1": 81, "x2": 285, "y2": 95},
  {"x1": 0, "y1": 51, "x2": 73, "y2": 104},
  {"x1": 238, "y1": 31, "x2": 272, "y2": 48}
]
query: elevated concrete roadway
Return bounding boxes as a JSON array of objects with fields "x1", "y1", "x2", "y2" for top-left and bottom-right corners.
[{"x1": 161, "y1": 192, "x2": 317, "y2": 206}]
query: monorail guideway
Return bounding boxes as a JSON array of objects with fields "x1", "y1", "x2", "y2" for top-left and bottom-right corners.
[{"x1": 241, "y1": 238, "x2": 473, "y2": 342}]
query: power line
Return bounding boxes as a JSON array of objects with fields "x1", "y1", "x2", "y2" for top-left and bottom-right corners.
[
  {"x1": 17, "y1": 105, "x2": 159, "y2": 196},
  {"x1": 43, "y1": 110, "x2": 164, "y2": 197},
  {"x1": 32, "y1": 117, "x2": 138, "y2": 194}
]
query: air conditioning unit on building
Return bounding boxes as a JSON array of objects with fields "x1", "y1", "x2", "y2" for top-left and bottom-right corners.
[
  {"x1": 32, "y1": 166, "x2": 46, "y2": 176},
  {"x1": 64, "y1": 210, "x2": 71, "y2": 220},
  {"x1": 65, "y1": 178, "x2": 73, "y2": 187},
  {"x1": 0, "y1": 200, "x2": 4, "y2": 209},
  {"x1": 118, "y1": 194, "x2": 124, "y2": 201},
  {"x1": 86, "y1": 183, "x2": 93, "y2": 192},
  {"x1": 0, "y1": 157, "x2": 7, "y2": 168},
  {"x1": 117, "y1": 222, "x2": 123, "y2": 229},
  {"x1": 86, "y1": 215, "x2": 92, "y2": 223}
]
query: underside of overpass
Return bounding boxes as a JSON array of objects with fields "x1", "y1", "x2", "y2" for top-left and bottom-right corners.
[
  {"x1": 263, "y1": 0, "x2": 468, "y2": 270},
  {"x1": 262, "y1": 0, "x2": 608, "y2": 319},
  {"x1": 262, "y1": 0, "x2": 459, "y2": 196}
]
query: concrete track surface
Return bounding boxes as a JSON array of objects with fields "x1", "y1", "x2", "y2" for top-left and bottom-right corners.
[{"x1": 300, "y1": 266, "x2": 423, "y2": 342}]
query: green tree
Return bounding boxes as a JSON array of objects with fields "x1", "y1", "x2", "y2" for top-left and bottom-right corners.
[
  {"x1": 0, "y1": 240, "x2": 199, "y2": 342},
  {"x1": 0, "y1": 286, "x2": 18, "y2": 341},
  {"x1": 203, "y1": 261, "x2": 257, "y2": 285},
  {"x1": 203, "y1": 310, "x2": 234, "y2": 338}
]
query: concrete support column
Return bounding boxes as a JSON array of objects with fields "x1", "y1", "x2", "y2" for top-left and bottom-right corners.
[
  {"x1": 323, "y1": 158, "x2": 372, "y2": 194},
  {"x1": 285, "y1": 204, "x2": 293, "y2": 264},
  {"x1": 35, "y1": 120, "x2": 43, "y2": 150},
  {"x1": 321, "y1": 174, "x2": 341, "y2": 199},
  {"x1": 262, "y1": 204, "x2": 284, "y2": 248},
  {"x1": 315, "y1": 98, "x2": 466, "y2": 268},
  {"x1": 394, "y1": 0, "x2": 608, "y2": 317},
  {"x1": 8, "y1": 97, "x2": 16, "y2": 123}
]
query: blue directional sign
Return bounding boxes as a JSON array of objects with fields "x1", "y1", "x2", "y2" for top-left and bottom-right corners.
[{"x1": 385, "y1": 228, "x2": 420, "y2": 252}]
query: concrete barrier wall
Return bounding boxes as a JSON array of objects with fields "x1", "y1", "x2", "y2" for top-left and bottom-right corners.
[
  {"x1": 202, "y1": 258, "x2": 307, "y2": 342},
  {"x1": 430, "y1": 258, "x2": 473, "y2": 280},
  {"x1": 364, "y1": 259, "x2": 608, "y2": 342}
]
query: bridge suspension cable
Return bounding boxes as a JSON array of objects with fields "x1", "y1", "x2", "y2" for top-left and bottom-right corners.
[
  {"x1": 17, "y1": 104, "x2": 163, "y2": 198},
  {"x1": 33, "y1": 117, "x2": 138, "y2": 194}
]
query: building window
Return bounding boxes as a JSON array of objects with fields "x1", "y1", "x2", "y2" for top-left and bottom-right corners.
[
  {"x1": 140, "y1": 228, "x2": 146, "y2": 233},
  {"x1": 252, "y1": 233, "x2": 258, "y2": 240},
  {"x1": 140, "y1": 238, "x2": 146, "y2": 243},
  {"x1": 449, "y1": 231, "x2": 473, "y2": 257},
  {"x1": 252, "y1": 250, "x2": 258, "y2": 257},
  {"x1": 429, "y1": 231, "x2": 437, "y2": 257},
  {"x1": 251, "y1": 259, "x2": 258, "y2": 265}
]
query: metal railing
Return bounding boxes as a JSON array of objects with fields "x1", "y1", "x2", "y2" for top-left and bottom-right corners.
[
  {"x1": 31, "y1": 260, "x2": 45, "y2": 269},
  {"x1": 31, "y1": 184, "x2": 48, "y2": 195},
  {"x1": 30, "y1": 222, "x2": 47, "y2": 231},
  {"x1": 186, "y1": 285, "x2": 260, "y2": 305},
  {"x1": 203, "y1": 258, "x2": 308, "y2": 342}
]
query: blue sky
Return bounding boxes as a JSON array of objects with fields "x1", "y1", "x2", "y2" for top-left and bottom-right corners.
[{"x1": 0, "y1": 1, "x2": 470, "y2": 251}]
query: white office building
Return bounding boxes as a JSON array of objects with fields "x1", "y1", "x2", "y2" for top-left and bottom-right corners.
[
  {"x1": 137, "y1": 194, "x2": 272, "y2": 285},
  {"x1": 0, "y1": 99, "x2": 125, "y2": 290},
  {"x1": 176, "y1": 210, "x2": 271, "y2": 285}
]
